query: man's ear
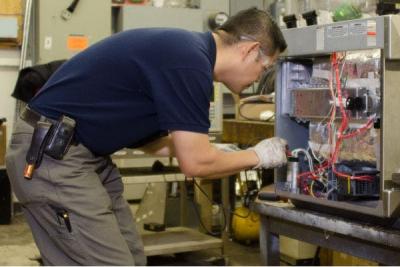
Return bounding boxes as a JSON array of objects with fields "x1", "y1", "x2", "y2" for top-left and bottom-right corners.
[{"x1": 238, "y1": 41, "x2": 260, "y2": 60}]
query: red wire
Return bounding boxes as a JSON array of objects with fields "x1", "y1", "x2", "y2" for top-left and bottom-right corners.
[
  {"x1": 297, "y1": 53, "x2": 376, "y2": 183},
  {"x1": 297, "y1": 161, "x2": 329, "y2": 180},
  {"x1": 341, "y1": 118, "x2": 374, "y2": 139}
]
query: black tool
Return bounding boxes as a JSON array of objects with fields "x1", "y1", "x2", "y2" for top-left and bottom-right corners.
[
  {"x1": 44, "y1": 115, "x2": 76, "y2": 160},
  {"x1": 144, "y1": 222, "x2": 165, "y2": 232},
  {"x1": 57, "y1": 210, "x2": 72, "y2": 232},
  {"x1": 24, "y1": 121, "x2": 52, "y2": 179},
  {"x1": 258, "y1": 191, "x2": 280, "y2": 201}
]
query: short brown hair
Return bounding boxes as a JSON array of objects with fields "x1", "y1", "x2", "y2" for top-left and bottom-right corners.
[{"x1": 217, "y1": 8, "x2": 287, "y2": 56}]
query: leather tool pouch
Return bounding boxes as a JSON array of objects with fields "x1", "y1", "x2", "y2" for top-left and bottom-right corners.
[
  {"x1": 44, "y1": 115, "x2": 76, "y2": 160},
  {"x1": 26, "y1": 121, "x2": 52, "y2": 168}
]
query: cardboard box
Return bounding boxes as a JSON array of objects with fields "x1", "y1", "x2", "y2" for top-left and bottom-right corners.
[
  {"x1": 332, "y1": 251, "x2": 378, "y2": 266},
  {"x1": 280, "y1": 236, "x2": 317, "y2": 260},
  {"x1": 0, "y1": 125, "x2": 6, "y2": 166},
  {"x1": 236, "y1": 102, "x2": 275, "y2": 121}
]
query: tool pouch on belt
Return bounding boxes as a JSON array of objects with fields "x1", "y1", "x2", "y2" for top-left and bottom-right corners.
[
  {"x1": 24, "y1": 115, "x2": 76, "y2": 179},
  {"x1": 25, "y1": 121, "x2": 52, "y2": 179},
  {"x1": 44, "y1": 115, "x2": 76, "y2": 160}
]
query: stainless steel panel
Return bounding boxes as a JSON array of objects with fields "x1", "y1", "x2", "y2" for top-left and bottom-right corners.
[
  {"x1": 381, "y1": 59, "x2": 400, "y2": 215},
  {"x1": 282, "y1": 16, "x2": 387, "y2": 57},
  {"x1": 385, "y1": 15, "x2": 400, "y2": 59}
]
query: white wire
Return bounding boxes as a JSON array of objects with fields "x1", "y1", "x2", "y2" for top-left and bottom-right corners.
[
  {"x1": 291, "y1": 148, "x2": 314, "y2": 173},
  {"x1": 307, "y1": 144, "x2": 324, "y2": 164}
]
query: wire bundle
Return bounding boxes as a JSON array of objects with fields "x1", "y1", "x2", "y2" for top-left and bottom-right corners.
[{"x1": 295, "y1": 52, "x2": 378, "y2": 198}]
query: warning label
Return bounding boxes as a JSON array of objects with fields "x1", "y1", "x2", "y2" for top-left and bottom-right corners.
[
  {"x1": 327, "y1": 24, "x2": 348, "y2": 39},
  {"x1": 67, "y1": 35, "x2": 89, "y2": 51}
]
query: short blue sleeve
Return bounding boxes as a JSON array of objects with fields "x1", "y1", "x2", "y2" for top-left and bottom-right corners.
[{"x1": 152, "y1": 68, "x2": 212, "y2": 133}]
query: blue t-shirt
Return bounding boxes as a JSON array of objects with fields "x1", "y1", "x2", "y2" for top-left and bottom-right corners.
[{"x1": 29, "y1": 28, "x2": 216, "y2": 155}]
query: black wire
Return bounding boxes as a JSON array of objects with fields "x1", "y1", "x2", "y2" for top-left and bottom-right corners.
[
  {"x1": 312, "y1": 246, "x2": 321, "y2": 265},
  {"x1": 185, "y1": 172, "x2": 261, "y2": 231},
  {"x1": 67, "y1": 0, "x2": 80, "y2": 13},
  {"x1": 192, "y1": 178, "x2": 227, "y2": 233},
  {"x1": 231, "y1": 209, "x2": 252, "y2": 219},
  {"x1": 230, "y1": 170, "x2": 254, "y2": 219},
  {"x1": 184, "y1": 177, "x2": 213, "y2": 235},
  {"x1": 184, "y1": 177, "x2": 227, "y2": 236},
  {"x1": 244, "y1": 169, "x2": 249, "y2": 185}
]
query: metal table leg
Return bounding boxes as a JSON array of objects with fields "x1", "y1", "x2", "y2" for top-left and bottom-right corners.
[{"x1": 260, "y1": 216, "x2": 280, "y2": 265}]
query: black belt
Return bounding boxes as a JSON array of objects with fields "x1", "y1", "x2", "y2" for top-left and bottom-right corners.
[
  {"x1": 20, "y1": 106, "x2": 79, "y2": 146},
  {"x1": 20, "y1": 106, "x2": 57, "y2": 128}
]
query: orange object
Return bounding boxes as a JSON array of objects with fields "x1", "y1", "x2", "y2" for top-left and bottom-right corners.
[
  {"x1": 24, "y1": 164, "x2": 34, "y2": 179},
  {"x1": 67, "y1": 35, "x2": 89, "y2": 51}
]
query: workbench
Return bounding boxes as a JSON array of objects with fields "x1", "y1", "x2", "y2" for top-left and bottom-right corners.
[
  {"x1": 254, "y1": 195, "x2": 400, "y2": 265},
  {"x1": 113, "y1": 153, "x2": 228, "y2": 258}
]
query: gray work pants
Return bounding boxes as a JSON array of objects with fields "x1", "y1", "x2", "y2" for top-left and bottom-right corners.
[{"x1": 6, "y1": 119, "x2": 146, "y2": 266}]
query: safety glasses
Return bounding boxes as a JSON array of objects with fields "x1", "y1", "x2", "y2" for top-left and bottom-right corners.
[{"x1": 240, "y1": 35, "x2": 275, "y2": 72}]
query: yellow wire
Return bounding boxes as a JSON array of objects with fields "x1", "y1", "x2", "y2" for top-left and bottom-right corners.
[
  {"x1": 347, "y1": 176, "x2": 351, "y2": 194},
  {"x1": 310, "y1": 180, "x2": 315, "y2": 198}
]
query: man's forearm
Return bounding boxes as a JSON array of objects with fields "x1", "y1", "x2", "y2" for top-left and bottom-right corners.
[{"x1": 176, "y1": 146, "x2": 259, "y2": 178}]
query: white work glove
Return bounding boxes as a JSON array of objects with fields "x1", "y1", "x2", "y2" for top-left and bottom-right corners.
[{"x1": 248, "y1": 137, "x2": 288, "y2": 169}]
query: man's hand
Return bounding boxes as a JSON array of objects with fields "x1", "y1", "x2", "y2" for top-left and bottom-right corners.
[{"x1": 248, "y1": 137, "x2": 288, "y2": 169}]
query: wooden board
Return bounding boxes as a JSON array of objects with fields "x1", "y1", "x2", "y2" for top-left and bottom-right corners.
[
  {"x1": 142, "y1": 227, "x2": 222, "y2": 256},
  {"x1": 0, "y1": 0, "x2": 22, "y2": 15}
]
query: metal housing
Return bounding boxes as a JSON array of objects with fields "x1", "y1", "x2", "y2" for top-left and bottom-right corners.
[{"x1": 275, "y1": 15, "x2": 400, "y2": 218}]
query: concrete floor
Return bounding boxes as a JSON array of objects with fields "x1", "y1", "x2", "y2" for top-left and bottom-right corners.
[{"x1": 0, "y1": 211, "x2": 261, "y2": 266}]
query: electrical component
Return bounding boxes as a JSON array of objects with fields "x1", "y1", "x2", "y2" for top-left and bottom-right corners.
[
  {"x1": 291, "y1": 87, "x2": 379, "y2": 119},
  {"x1": 377, "y1": 0, "x2": 400, "y2": 15},
  {"x1": 281, "y1": 51, "x2": 381, "y2": 201},
  {"x1": 275, "y1": 16, "x2": 400, "y2": 219},
  {"x1": 302, "y1": 10, "x2": 318, "y2": 26},
  {"x1": 283, "y1": 14, "x2": 297, "y2": 29},
  {"x1": 286, "y1": 156, "x2": 299, "y2": 193},
  {"x1": 61, "y1": 0, "x2": 80, "y2": 21}
]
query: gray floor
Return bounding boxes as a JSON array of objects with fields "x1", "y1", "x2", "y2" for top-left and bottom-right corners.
[{"x1": 0, "y1": 210, "x2": 261, "y2": 266}]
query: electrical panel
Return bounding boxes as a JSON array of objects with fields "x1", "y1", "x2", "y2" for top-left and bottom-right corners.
[
  {"x1": 275, "y1": 15, "x2": 400, "y2": 219},
  {"x1": 35, "y1": 0, "x2": 111, "y2": 64}
]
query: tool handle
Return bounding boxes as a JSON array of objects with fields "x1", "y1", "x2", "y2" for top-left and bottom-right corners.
[{"x1": 258, "y1": 191, "x2": 280, "y2": 201}]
